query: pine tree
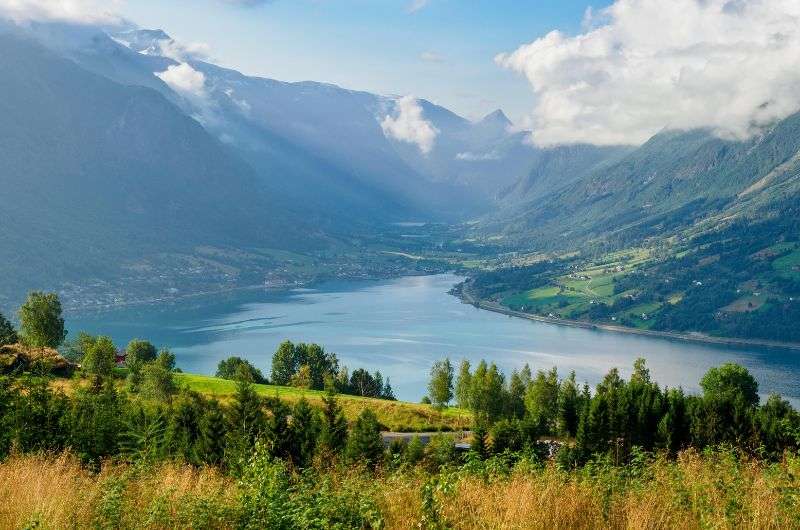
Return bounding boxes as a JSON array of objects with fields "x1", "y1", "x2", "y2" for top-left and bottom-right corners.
[
  {"x1": 319, "y1": 387, "x2": 348, "y2": 455},
  {"x1": 228, "y1": 380, "x2": 265, "y2": 449},
  {"x1": 167, "y1": 395, "x2": 202, "y2": 463},
  {"x1": 382, "y1": 377, "x2": 396, "y2": 400},
  {"x1": 263, "y1": 397, "x2": 292, "y2": 460},
  {"x1": 289, "y1": 398, "x2": 319, "y2": 468},
  {"x1": 197, "y1": 399, "x2": 227, "y2": 466},
  {"x1": 346, "y1": 409, "x2": 384, "y2": 468},
  {"x1": 557, "y1": 371, "x2": 580, "y2": 437},
  {"x1": 120, "y1": 405, "x2": 167, "y2": 463},
  {"x1": 66, "y1": 380, "x2": 122, "y2": 464}
]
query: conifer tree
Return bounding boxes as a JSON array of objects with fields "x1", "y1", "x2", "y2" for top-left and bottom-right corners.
[
  {"x1": 197, "y1": 399, "x2": 227, "y2": 466},
  {"x1": 167, "y1": 395, "x2": 202, "y2": 463},
  {"x1": 319, "y1": 387, "x2": 348, "y2": 455},
  {"x1": 557, "y1": 371, "x2": 580, "y2": 437},
  {"x1": 289, "y1": 398, "x2": 319, "y2": 468},
  {"x1": 346, "y1": 409, "x2": 384, "y2": 468},
  {"x1": 263, "y1": 397, "x2": 292, "y2": 460},
  {"x1": 228, "y1": 379, "x2": 265, "y2": 449}
]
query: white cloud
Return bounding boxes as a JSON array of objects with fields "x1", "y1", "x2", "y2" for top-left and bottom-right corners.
[
  {"x1": 0, "y1": 0, "x2": 121, "y2": 24},
  {"x1": 157, "y1": 39, "x2": 211, "y2": 62},
  {"x1": 381, "y1": 95, "x2": 439, "y2": 155},
  {"x1": 155, "y1": 62, "x2": 207, "y2": 99},
  {"x1": 497, "y1": 0, "x2": 800, "y2": 146}
]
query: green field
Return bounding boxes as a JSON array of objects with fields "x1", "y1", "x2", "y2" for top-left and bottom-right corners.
[
  {"x1": 175, "y1": 373, "x2": 472, "y2": 432},
  {"x1": 501, "y1": 248, "x2": 653, "y2": 321}
]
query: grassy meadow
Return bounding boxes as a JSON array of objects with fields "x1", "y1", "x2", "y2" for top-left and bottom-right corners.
[
  {"x1": 176, "y1": 373, "x2": 472, "y2": 432},
  {"x1": 3, "y1": 449, "x2": 799, "y2": 529}
]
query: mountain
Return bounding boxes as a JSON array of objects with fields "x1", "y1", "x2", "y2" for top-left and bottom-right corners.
[
  {"x1": 0, "y1": 28, "x2": 322, "y2": 306},
  {"x1": 0, "y1": 20, "x2": 553, "y2": 308},
  {"x1": 28, "y1": 25, "x2": 541, "y2": 219},
  {"x1": 485, "y1": 114, "x2": 800, "y2": 250}
]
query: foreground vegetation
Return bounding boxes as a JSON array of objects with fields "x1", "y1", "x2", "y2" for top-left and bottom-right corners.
[
  {"x1": 3, "y1": 290, "x2": 800, "y2": 528},
  {"x1": 3, "y1": 448, "x2": 799, "y2": 529}
]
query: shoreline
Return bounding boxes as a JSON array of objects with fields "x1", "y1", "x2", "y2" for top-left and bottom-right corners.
[{"x1": 455, "y1": 288, "x2": 800, "y2": 352}]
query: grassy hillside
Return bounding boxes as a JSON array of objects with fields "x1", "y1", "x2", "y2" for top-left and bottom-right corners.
[{"x1": 174, "y1": 373, "x2": 471, "y2": 432}]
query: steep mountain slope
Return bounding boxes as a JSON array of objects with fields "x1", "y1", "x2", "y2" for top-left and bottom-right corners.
[
  {"x1": 0, "y1": 29, "x2": 318, "y2": 304},
  {"x1": 497, "y1": 143, "x2": 632, "y2": 206},
  {"x1": 486, "y1": 114, "x2": 800, "y2": 250}
]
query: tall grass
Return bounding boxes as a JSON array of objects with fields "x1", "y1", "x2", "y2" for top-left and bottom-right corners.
[{"x1": 1, "y1": 449, "x2": 798, "y2": 529}]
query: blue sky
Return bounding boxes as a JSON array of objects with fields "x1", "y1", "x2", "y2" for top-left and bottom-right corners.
[{"x1": 119, "y1": 0, "x2": 608, "y2": 122}]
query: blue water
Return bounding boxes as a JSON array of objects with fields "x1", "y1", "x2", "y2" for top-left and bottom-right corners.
[{"x1": 67, "y1": 274, "x2": 800, "y2": 404}]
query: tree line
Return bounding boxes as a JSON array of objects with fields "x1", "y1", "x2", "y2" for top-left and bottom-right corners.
[{"x1": 426, "y1": 356, "x2": 800, "y2": 465}]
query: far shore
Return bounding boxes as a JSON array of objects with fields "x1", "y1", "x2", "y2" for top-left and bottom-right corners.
[{"x1": 455, "y1": 288, "x2": 800, "y2": 352}]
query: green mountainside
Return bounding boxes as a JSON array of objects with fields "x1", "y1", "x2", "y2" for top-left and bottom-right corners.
[{"x1": 465, "y1": 114, "x2": 800, "y2": 343}]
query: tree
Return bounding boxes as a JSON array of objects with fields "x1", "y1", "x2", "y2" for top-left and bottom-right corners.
[
  {"x1": 216, "y1": 356, "x2": 266, "y2": 384},
  {"x1": 82, "y1": 336, "x2": 117, "y2": 378},
  {"x1": 349, "y1": 368, "x2": 380, "y2": 397},
  {"x1": 428, "y1": 358, "x2": 454, "y2": 408},
  {"x1": 270, "y1": 340, "x2": 298, "y2": 385},
  {"x1": 263, "y1": 397, "x2": 292, "y2": 461},
  {"x1": 289, "y1": 398, "x2": 319, "y2": 468},
  {"x1": 126, "y1": 339, "x2": 157, "y2": 365},
  {"x1": 506, "y1": 369, "x2": 528, "y2": 419},
  {"x1": 382, "y1": 377, "x2": 396, "y2": 400},
  {"x1": 557, "y1": 371, "x2": 580, "y2": 437},
  {"x1": 125, "y1": 339, "x2": 158, "y2": 393},
  {"x1": 525, "y1": 367, "x2": 560, "y2": 433},
  {"x1": 469, "y1": 361, "x2": 505, "y2": 425},
  {"x1": 166, "y1": 394, "x2": 202, "y2": 463},
  {"x1": 0, "y1": 312, "x2": 17, "y2": 346},
  {"x1": 470, "y1": 424, "x2": 488, "y2": 460},
  {"x1": 140, "y1": 361, "x2": 177, "y2": 401},
  {"x1": 294, "y1": 343, "x2": 339, "y2": 390},
  {"x1": 756, "y1": 394, "x2": 799, "y2": 457},
  {"x1": 196, "y1": 399, "x2": 227, "y2": 466},
  {"x1": 700, "y1": 363, "x2": 759, "y2": 407},
  {"x1": 228, "y1": 379, "x2": 265, "y2": 450},
  {"x1": 454, "y1": 360, "x2": 472, "y2": 408},
  {"x1": 346, "y1": 409, "x2": 384, "y2": 468},
  {"x1": 18, "y1": 291, "x2": 66, "y2": 350},
  {"x1": 319, "y1": 387, "x2": 348, "y2": 455},
  {"x1": 290, "y1": 364, "x2": 313, "y2": 389},
  {"x1": 156, "y1": 349, "x2": 176, "y2": 371}
]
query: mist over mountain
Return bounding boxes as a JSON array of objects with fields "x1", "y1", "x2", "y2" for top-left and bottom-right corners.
[{"x1": 0, "y1": 20, "x2": 552, "y2": 306}]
